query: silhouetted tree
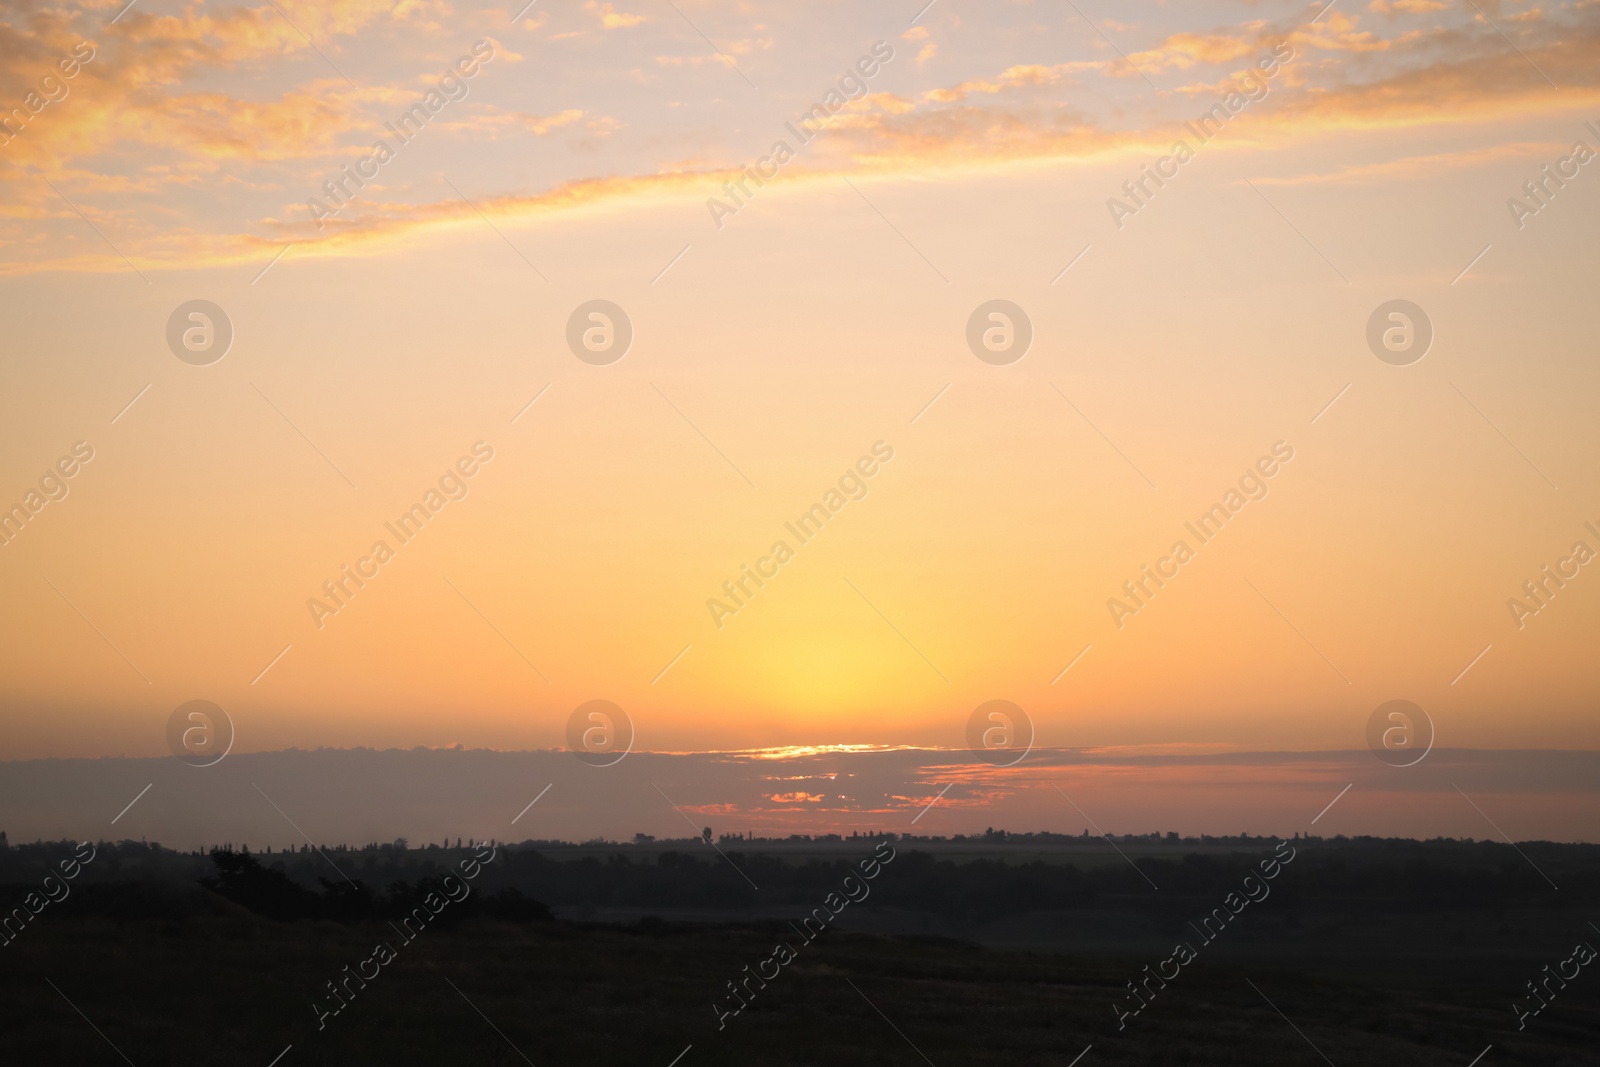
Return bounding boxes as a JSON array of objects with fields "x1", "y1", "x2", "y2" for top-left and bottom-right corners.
[{"x1": 199, "y1": 848, "x2": 322, "y2": 920}]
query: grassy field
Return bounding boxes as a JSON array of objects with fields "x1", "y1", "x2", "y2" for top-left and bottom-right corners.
[
  {"x1": 2, "y1": 907, "x2": 1597, "y2": 1064},
  {"x1": 2, "y1": 837, "x2": 1597, "y2": 1064}
]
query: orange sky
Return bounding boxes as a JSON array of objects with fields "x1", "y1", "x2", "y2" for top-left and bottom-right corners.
[{"x1": 1, "y1": 0, "x2": 1597, "y2": 788}]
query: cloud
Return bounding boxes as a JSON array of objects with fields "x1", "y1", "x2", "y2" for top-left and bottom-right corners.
[
  {"x1": 432, "y1": 106, "x2": 588, "y2": 137},
  {"x1": 2, "y1": 746, "x2": 1599, "y2": 845},
  {"x1": 922, "y1": 61, "x2": 1102, "y2": 102},
  {"x1": 724, "y1": 36, "x2": 772, "y2": 55},
  {"x1": 583, "y1": 1, "x2": 646, "y2": 29},
  {"x1": 5, "y1": 0, "x2": 1600, "y2": 277},
  {"x1": 527, "y1": 107, "x2": 585, "y2": 134},
  {"x1": 1128, "y1": 28, "x2": 1265, "y2": 72},
  {"x1": 1265, "y1": 31, "x2": 1597, "y2": 130},
  {"x1": 1370, "y1": 0, "x2": 1450, "y2": 12},
  {"x1": 0, "y1": 0, "x2": 470, "y2": 174}
]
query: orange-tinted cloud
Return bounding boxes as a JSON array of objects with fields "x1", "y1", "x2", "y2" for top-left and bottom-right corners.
[
  {"x1": 5, "y1": 2, "x2": 1600, "y2": 276},
  {"x1": 583, "y1": 0, "x2": 647, "y2": 30},
  {"x1": 922, "y1": 61, "x2": 1102, "y2": 103}
]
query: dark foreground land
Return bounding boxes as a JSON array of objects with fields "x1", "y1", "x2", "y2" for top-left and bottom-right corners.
[{"x1": 1, "y1": 835, "x2": 1597, "y2": 1065}]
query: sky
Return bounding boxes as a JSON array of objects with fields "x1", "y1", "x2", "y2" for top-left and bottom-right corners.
[{"x1": 0, "y1": 0, "x2": 1596, "y2": 841}]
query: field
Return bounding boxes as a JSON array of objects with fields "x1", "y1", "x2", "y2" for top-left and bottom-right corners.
[{"x1": 1, "y1": 836, "x2": 1596, "y2": 1065}]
